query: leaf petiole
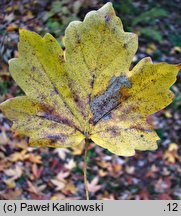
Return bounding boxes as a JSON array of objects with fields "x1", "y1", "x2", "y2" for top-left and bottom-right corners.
[{"x1": 84, "y1": 139, "x2": 89, "y2": 200}]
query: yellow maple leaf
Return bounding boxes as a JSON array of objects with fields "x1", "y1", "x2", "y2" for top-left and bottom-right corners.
[{"x1": 0, "y1": 3, "x2": 180, "y2": 158}]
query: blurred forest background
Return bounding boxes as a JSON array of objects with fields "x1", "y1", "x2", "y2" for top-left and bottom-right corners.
[{"x1": 0, "y1": 0, "x2": 180, "y2": 200}]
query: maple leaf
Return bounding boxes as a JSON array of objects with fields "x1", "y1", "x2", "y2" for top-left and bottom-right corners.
[
  {"x1": 0, "y1": 3, "x2": 180, "y2": 157},
  {"x1": 87, "y1": 177, "x2": 102, "y2": 193}
]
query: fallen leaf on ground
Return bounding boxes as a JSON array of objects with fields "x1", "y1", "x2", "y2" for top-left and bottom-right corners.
[
  {"x1": 88, "y1": 177, "x2": 102, "y2": 193},
  {"x1": 65, "y1": 159, "x2": 76, "y2": 170},
  {"x1": 51, "y1": 179, "x2": 65, "y2": 191},
  {"x1": 54, "y1": 148, "x2": 70, "y2": 160},
  {"x1": 164, "y1": 143, "x2": 179, "y2": 164}
]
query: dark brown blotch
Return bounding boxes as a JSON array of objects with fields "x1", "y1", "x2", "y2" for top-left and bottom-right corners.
[
  {"x1": 104, "y1": 15, "x2": 111, "y2": 23},
  {"x1": 47, "y1": 134, "x2": 67, "y2": 143},
  {"x1": 111, "y1": 129, "x2": 119, "y2": 136},
  {"x1": 31, "y1": 66, "x2": 36, "y2": 72},
  {"x1": 90, "y1": 74, "x2": 95, "y2": 88},
  {"x1": 58, "y1": 54, "x2": 65, "y2": 62},
  {"x1": 53, "y1": 86, "x2": 59, "y2": 95},
  {"x1": 123, "y1": 43, "x2": 128, "y2": 49},
  {"x1": 38, "y1": 105, "x2": 74, "y2": 128}
]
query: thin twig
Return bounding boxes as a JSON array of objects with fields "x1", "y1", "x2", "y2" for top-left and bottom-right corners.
[{"x1": 84, "y1": 139, "x2": 89, "y2": 200}]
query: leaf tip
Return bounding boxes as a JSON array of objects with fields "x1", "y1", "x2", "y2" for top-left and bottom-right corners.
[
  {"x1": 0, "y1": 100, "x2": 7, "y2": 114},
  {"x1": 98, "y1": 1, "x2": 115, "y2": 17},
  {"x1": 100, "y1": 1, "x2": 113, "y2": 9},
  {"x1": 177, "y1": 63, "x2": 181, "y2": 70},
  {"x1": 19, "y1": 28, "x2": 26, "y2": 34},
  {"x1": 8, "y1": 57, "x2": 16, "y2": 65}
]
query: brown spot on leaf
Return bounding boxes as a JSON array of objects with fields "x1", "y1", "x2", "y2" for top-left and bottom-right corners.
[
  {"x1": 111, "y1": 129, "x2": 119, "y2": 137},
  {"x1": 119, "y1": 87, "x2": 130, "y2": 103},
  {"x1": 53, "y1": 86, "x2": 59, "y2": 95},
  {"x1": 105, "y1": 15, "x2": 111, "y2": 23},
  {"x1": 123, "y1": 43, "x2": 128, "y2": 49},
  {"x1": 37, "y1": 104, "x2": 81, "y2": 132},
  {"x1": 58, "y1": 54, "x2": 65, "y2": 62},
  {"x1": 31, "y1": 66, "x2": 36, "y2": 72},
  {"x1": 130, "y1": 124, "x2": 152, "y2": 133},
  {"x1": 90, "y1": 74, "x2": 95, "y2": 88},
  {"x1": 47, "y1": 134, "x2": 67, "y2": 143},
  {"x1": 77, "y1": 35, "x2": 81, "y2": 43}
]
